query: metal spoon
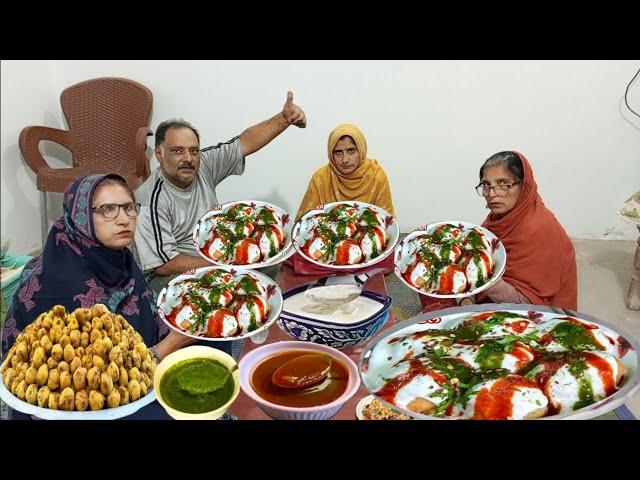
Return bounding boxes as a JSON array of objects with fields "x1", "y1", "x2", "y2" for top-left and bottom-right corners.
[
  {"x1": 271, "y1": 354, "x2": 333, "y2": 389},
  {"x1": 304, "y1": 269, "x2": 385, "y2": 305}
]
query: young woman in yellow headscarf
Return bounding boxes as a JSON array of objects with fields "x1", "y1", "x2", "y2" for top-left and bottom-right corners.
[
  {"x1": 290, "y1": 124, "x2": 397, "y2": 275},
  {"x1": 296, "y1": 123, "x2": 397, "y2": 221}
]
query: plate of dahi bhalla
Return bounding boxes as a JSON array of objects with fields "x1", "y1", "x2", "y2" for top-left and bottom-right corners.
[
  {"x1": 157, "y1": 266, "x2": 283, "y2": 341},
  {"x1": 292, "y1": 201, "x2": 399, "y2": 270},
  {"x1": 394, "y1": 221, "x2": 506, "y2": 298},
  {"x1": 193, "y1": 200, "x2": 294, "y2": 269},
  {"x1": 0, "y1": 304, "x2": 157, "y2": 419},
  {"x1": 359, "y1": 305, "x2": 640, "y2": 420}
]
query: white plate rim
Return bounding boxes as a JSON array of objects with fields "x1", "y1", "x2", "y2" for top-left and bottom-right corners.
[{"x1": 0, "y1": 378, "x2": 156, "y2": 420}]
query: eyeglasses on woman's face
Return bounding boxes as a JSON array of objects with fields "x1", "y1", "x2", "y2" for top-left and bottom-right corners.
[
  {"x1": 475, "y1": 181, "x2": 521, "y2": 198},
  {"x1": 92, "y1": 202, "x2": 141, "y2": 219}
]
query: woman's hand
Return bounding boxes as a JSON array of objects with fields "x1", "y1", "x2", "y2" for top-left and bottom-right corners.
[{"x1": 154, "y1": 330, "x2": 198, "y2": 361}]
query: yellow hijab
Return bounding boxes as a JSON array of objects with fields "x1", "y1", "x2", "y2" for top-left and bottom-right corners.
[{"x1": 296, "y1": 124, "x2": 397, "y2": 220}]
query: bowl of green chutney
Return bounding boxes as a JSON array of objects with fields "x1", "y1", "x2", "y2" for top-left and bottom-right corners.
[{"x1": 154, "y1": 345, "x2": 240, "y2": 420}]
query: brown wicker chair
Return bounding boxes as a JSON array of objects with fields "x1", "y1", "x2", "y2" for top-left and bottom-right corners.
[{"x1": 19, "y1": 77, "x2": 154, "y2": 244}]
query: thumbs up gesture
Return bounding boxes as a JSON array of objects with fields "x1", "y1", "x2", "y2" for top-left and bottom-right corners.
[{"x1": 282, "y1": 91, "x2": 307, "y2": 128}]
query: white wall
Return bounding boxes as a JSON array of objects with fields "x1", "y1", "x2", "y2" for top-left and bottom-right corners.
[
  {"x1": 2, "y1": 60, "x2": 639, "y2": 255},
  {"x1": 1, "y1": 60, "x2": 67, "y2": 255}
]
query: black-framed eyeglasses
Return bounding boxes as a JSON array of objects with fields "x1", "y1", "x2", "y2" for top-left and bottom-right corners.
[
  {"x1": 475, "y1": 182, "x2": 521, "y2": 197},
  {"x1": 92, "y1": 203, "x2": 141, "y2": 219}
]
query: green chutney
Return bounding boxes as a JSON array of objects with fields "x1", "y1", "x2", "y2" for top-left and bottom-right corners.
[{"x1": 160, "y1": 358, "x2": 235, "y2": 414}]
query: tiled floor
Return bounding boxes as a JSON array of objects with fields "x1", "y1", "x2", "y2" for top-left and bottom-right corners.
[{"x1": 573, "y1": 239, "x2": 640, "y2": 418}]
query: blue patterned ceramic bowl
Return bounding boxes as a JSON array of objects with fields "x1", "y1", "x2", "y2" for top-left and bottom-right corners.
[{"x1": 278, "y1": 284, "x2": 392, "y2": 350}]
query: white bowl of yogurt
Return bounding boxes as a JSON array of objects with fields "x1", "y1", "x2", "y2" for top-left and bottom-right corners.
[{"x1": 278, "y1": 283, "x2": 392, "y2": 350}]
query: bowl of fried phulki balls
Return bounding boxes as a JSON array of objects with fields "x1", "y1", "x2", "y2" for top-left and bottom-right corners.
[{"x1": 0, "y1": 304, "x2": 156, "y2": 414}]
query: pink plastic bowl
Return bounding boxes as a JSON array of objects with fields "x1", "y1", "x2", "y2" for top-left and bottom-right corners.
[{"x1": 238, "y1": 341, "x2": 361, "y2": 420}]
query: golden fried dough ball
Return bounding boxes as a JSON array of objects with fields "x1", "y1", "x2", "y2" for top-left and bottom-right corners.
[
  {"x1": 102, "y1": 336, "x2": 113, "y2": 353},
  {"x1": 107, "y1": 361, "x2": 120, "y2": 383},
  {"x1": 37, "y1": 327, "x2": 47, "y2": 340},
  {"x1": 131, "y1": 350, "x2": 142, "y2": 369},
  {"x1": 47, "y1": 369, "x2": 60, "y2": 390},
  {"x1": 50, "y1": 343, "x2": 63, "y2": 362},
  {"x1": 80, "y1": 331, "x2": 90, "y2": 347},
  {"x1": 93, "y1": 339, "x2": 106, "y2": 357},
  {"x1": 49, "y1": 326, "x2": 62, "y2": 344},
  {"x1": 128, "y1": 367, "x2": 140, "y2": 382},
  {"x1": 15, "y1": 380, "x2": 27, "y2": 400},
  {"x1": 139, "y1": 372, "x2": 151, "y2": 389},
  {"x1": 87, "y1": 367, "x2": 101, "y2": 390},
  {"x1": 15, "y1": 342, "x2": 28, "y2": 363},
  {"x1": 139, "y1": 381, "x2": 148, "y2": 396},
  {"x1": 134, "y1": 342, "x2": 147, "y2": 358},
  {"x1": 75, "y1": 390, "x2": 89, "y2": 411},
  {"x1": 73, "y1": 307, "x2": 90, "y2": 324},
  {"x1": 46, "y1": 357, "x2": 58, "y2": 370},
  {"x1": 89, "y1": 390, "x2": 105, "y2": 411},
  {"x1": 81, "y1": 354, "x2": 93, "y2": 370},
  {"x1": 90, "y1": 328, "x2": 102, "y2": 344},
  {"x1": 48, "y1": 392, "x2": 60, "y2": 410},
  {"x1": 100, "y1": 372, "x2": 114, "y2": 396},
  {"x1": 40, "y1": 335, "x2": 53, "y2": 354},
  {"x1": 109, "y1": 346, "x2": 123, "y2": 366},
  {"x1": 117, "y1": 385, "x2": 129, "y2": 405},
  {"x1": 10, "y1": 378, "x2": 21, "y2": 396},
  {"x1": 91, "y1": 304, "x2": 109, "y2": 318},
  {"x1": 119, "y1": 366, "x2": 129, "y2": 387},
  {"x1": 35, "y1": 362, "x2": 49, "y2": 386},
  {"x1": 92, "y1": 355, "x2": 105, "y2": 372},
  {"x1": 64, "y1": 343, "x2": 76, "y2": 363},
  {"x1": 59, "y1": 334, "x2": 71, "y2": 349},
  {"x1": 59, "y1": 371, "x2": 72, "y2": 390},
  {"x1": 59, "y1": 387, "x2": 75, "y2": 411},
  {"x1": 3, "y1": 367, "x2": 15, "y2": 388},
  {"x1": 72, "y1": 367, "x2": 87, "y2": 391},
  {"x1": 112, "y1": 331, "x2": 122, "y2": 344},
  {"x1": 31, "y1": 346, "x2": 46, "y2": 369},
  {"x1": 37, "y1": 386, "x2": 51, "y2": 407},
  {"x1": 67, "y1": 315, "x2": 79, "y2": 330},
  {"x1": 118, "y1": 340, "x2": 129, "y2": 355},
  {"x1": 52, "y1": 305, "x2": 66, "y2": 318},
  {"x1": 25, "y1": 383, "x2": 39, "y2": 405},
  {"x1": 141, "y1": 360, "x2": 153, "y2": 376},
  {"x1": 106, "y1": 388, "x2": 121, "y2": 408},
  {"x1": 69, "y1": 330, "x2": 81, "y2": 348},
  {"x1": 57, "y1": 360, "x2": 70, "y2": 374},
  {"x1": 69, "y1": 356, "x2": 82, "y2": 375},
  {"x1": 91, "y1": 316, "x2": 104, "y2": 331},
  {"x1": 128, "y1": 380, "x2": 141, "y2": 402},
  {"x1": 25, "y1": 366, "x2": 38, "y2": 385}
]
